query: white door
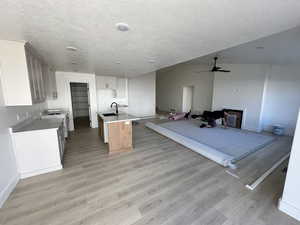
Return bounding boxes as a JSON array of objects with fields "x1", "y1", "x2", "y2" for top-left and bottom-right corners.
[{"x1": 182, "y1": 86, "x2": 193, "y2": 112}]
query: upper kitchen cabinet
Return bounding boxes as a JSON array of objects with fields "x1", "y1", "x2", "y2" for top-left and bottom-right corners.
[
  {"x1": 43, "y1": 65, "x2": 57, "y2": 100},
  {"x1": 116, "y1": 78, "x2": 127, "y2": 98},
  {"x1": 96, "y1": 76, "x2": 117, "y2": 90},
  {"x1": 0, "y1": 40, "x2": 50, "y2": 106},
  {"x1": 96, "y1": 76, "x2": 127, "y2": 98}
]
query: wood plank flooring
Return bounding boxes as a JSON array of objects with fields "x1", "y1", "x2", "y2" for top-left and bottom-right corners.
[
  {"x1": 226, "y1": 135, "x2": 292, "y2": 185},
  {"x1": 0, "y1": 120, "x2": 299, "y2": 225}
]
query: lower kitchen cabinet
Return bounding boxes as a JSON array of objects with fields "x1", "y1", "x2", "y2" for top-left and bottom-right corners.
[{"x1": 12, "y1": 119, "x2": 65, "y2": 179}]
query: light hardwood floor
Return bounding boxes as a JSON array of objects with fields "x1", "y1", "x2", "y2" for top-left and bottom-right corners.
[
  {"x1": 0, "y1": 120, "x2": 299, "y2": 225},
  {"x1": 226, "y1": 135, "x2": 292, "y2": 186}
]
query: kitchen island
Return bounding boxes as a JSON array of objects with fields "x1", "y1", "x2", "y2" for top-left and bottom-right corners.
[{"x1": 98, "y1": 113, "x2": 140, "y2": 154}]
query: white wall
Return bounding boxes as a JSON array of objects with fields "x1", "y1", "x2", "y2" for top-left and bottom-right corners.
[
  {"x1": 279, "y1": 109, "x2": 300, "y2": 221},
  {"x1": 128, "y1": 72, "x2": 156, "y2": 117},
  {"x1": 156, "y1": 62, "x2": 300, "y2": 135},
  {"x1": 261, "y1": 65, "x2": 300, "y2": 136},
  {"x1": 47, "y1": 72, "x2": 98, "y2": 130},
  {"x1": 0, "y1": 75, "x2": 46, "y2": 207},
  {"x1": 212, "y1": 64, "x2": 268, "y2": 131},
  {"x1": 156, "y1": 64, "x2": 214, "y2": 113}
]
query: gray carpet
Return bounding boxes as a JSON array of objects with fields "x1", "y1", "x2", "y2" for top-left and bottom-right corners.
[{"x1": 159, "y1": 120, "x2": 275, "y2": 162}]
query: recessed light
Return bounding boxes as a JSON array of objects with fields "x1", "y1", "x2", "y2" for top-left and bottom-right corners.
[
  {"x1": 116, "y1": 23, "x2": 129, "y2": 32},
  {"x1": 66, "y1": 46, "x2": 78, "y2": 51},
  {"x1": 116, "y1": 61, "x2": 121, "y2": 64},
  {"x1": 148, "y1": 59, "x2": 155, "y2": 63},
  {"x1": 255, "y1": 46, "x2": 264, "y2": 50}
]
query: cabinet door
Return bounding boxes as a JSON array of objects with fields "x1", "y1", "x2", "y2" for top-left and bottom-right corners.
[
  {"x1": 39, "y1": 62, "x2": 46, "y2": 101},
  {"x1": 25, "y1": 51, "x2": 38, "y2": 102},
  {"x1": 107, "y1": 77, "x2": 117, "y2": 89},
  {"x1": 32, "y1": 58, "x2": 42, "y2": 102},
  {"x1": 50, "y1": 68, "x2": 57, "y2": 99},
  {"x1": 43, "y1": 66, "x2": 57, "y2": 99},
  {"x1": 36, "y1": 60, "x2": 45, "y2": 101},
  {"x1": 116, "y1": 78, "x2": 127, "y2": 98},
  {"x1": 25, "y1": 44, "x2": 46, "y2": 103},
  {"x1": 42, "y1": 64, "x2": 50, "y2": 98},
  {"x1": 98, "y1": 115, "x2": 104, "y2": 140}
]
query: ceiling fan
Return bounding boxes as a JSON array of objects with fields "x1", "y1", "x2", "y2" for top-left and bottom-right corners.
[{"x1": 211, "y1": 57, "x2": 230, "y2": 72}]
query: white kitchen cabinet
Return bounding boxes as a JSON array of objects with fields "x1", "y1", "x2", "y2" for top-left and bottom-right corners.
[
  {"x1": 116, "y1": 78, "x2": 127, "y2": 98},
  {"x1": 96, "y1": 76, "x2": 127, "y2": 98},
  {"x1": 0, "y1": 40, "x2": 49, "y2": 105},
  {"x1": 96, "y1": 76, "x2": 117, "y2": 89},
  {"x1": 43, "y1": 65, "x2": 57, "y2": 99},
  {"x1": 11, "y1": 119, "x2": 64, "y2": 178}
]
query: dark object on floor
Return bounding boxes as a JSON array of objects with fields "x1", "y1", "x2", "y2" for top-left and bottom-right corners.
[
  {"x1": 200, "y1": 124, "x2": 206, "y2": 128},
  {"x1": 202, "y1": 110, "x2": 225, "y2": 120},
  {"x1": 191, "y1": 114, "x2": 201, "y2": 119},
  {"x1": 282, "y1": 167, "x2": 288, "y2": 174},
  {"x1": 184, "y1": 110, "x2": 191, "y2": 119}
]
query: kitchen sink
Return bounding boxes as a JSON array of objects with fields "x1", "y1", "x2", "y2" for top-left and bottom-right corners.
[{"x1": 102, "y1": 113, "x2": 117, "y2": 117}]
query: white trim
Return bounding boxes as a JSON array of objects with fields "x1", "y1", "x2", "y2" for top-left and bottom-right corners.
[
  {"x1": 246, "y1": 153, "x2": 290, "y2": 190},
  {"x1": 225, "y1": 170, "x2": 240, "y2": 179},
  {"x1": 55, "y1": 71, "x2": 98, "y2": 131},
  {"x1": 0, "y1": 174, "x2": 20, "y2": 208},
  {"x1": 20, "y1": 165, "x2": 62, "y2": 179},
  {"x1": 279, "y1": 198, "x2": 300, "y2": 221},
  {"x1": 67, "y1": 81, "x2": 92, "y2": 130},
  {"x1": 258, "y1": 65, "x2": 271, "y2": 132}
]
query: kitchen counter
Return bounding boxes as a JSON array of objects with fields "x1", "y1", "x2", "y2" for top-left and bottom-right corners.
[
  {"x1": 12, "y1": 118, "x2": 64, "y2": 133},
  {"x1": 98, "y1": 112, "x2": 140, "y2": 124}
]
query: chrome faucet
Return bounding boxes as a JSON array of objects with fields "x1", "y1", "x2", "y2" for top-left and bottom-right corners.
[{"x1": 110, "y1": 102, "x2": 119, "y2": 115}]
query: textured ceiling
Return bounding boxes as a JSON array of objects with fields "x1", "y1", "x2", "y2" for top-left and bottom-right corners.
[
  {"x1": 1, "y1": 0, "x2": 300, "y2": 77},
  {"x1": 189, "y1": 26, "x2": 300, "y2": 65}
]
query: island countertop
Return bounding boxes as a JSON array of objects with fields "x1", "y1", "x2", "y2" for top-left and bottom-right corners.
[{"x1": 98, "y1": 112, "x2": 140, "y2": 124}]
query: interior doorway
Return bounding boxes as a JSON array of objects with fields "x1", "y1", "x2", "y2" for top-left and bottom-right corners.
[
  {"x1": 70, "y1": 82, "x2": 91, "y2": 129},
  {"x1": 182, "y1": 86, "x2": 194, "y2": 112}
]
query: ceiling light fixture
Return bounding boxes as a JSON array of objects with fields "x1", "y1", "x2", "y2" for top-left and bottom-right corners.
[
  {"x1": 66, "y1": 46, "x2": 78, "y2": 51},
  {"x1": 116, "y1": 23, "x2": 130, "y2": 32},
  {"x1": 148, "y1": 59, "x2": 156, "y2": 63}
]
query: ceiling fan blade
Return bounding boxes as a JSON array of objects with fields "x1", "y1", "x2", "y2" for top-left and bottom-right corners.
[
  {"x1": 216, "y1": 69, "x2": 231, "y2": 73},
  {"x1": 211, "y1": 56, "x2": 230, "y2": 73},
  {"x1": 193, "y1": 70, "x2": 210, "y2": 73}
]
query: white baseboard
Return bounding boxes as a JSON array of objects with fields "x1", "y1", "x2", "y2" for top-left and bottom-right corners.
[
  {"x1": 0, "y1": 174, "x2": 20, "y2": 208},
  {"x1": 278, "y1": 198, "x2": 300, "y2": 221},
  {"x1": 20, "y1": 165, "x2": 62, "y2": 179}
]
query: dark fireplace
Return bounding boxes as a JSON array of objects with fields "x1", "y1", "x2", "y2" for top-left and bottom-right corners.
[{"x1": 223, "y1": 109, "x2": 243, "y2": 129}]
